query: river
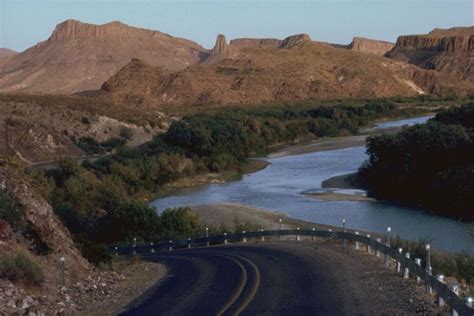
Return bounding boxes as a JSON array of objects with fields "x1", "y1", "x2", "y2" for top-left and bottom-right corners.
[{"x1": 152, "y1": 115, "x2": 474, "y2": 254}]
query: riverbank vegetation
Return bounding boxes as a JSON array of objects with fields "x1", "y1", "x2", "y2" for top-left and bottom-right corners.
[
  {"x1": 25, "y1": 97, "x2": 462, "y2": 264},
  {"x1": 358, "y1": 103, "x2": 474, "y2": 221}
]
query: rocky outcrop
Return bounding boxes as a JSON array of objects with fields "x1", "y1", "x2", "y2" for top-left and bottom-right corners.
[
  {"x1": 349, "y1": 37, "x2": 394, "y2": 56},
  {"x1": 279, "y1": 34, "x2": 312, "y2": 48},
  {"x1": 0, "y1": 19, "x2": 208, "y2": 93},
  {"x1": 392, "y1": 35, "x2": 474, "y2": 53},
  {"x1": 385, "y1": 27, "x2": 474, "y2": 81},
  {"x1": 0, "y1": 167, "x2": 90, "y2": 271},
  {"x1": 229, "y1": 38, "x2": 282, "y2": 50},
  {"x1": 211, "y1": 34, "x2": 230, "y2": 55}
]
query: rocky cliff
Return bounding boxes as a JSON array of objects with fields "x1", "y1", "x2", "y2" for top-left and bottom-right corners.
[
  {"x1": 0, "y1": 20, "x2": 209, "y2": 93},
  {"x1": 386, "y1": 27, "x2": 474, "y2": 81},
  {"x1": 349, "y1": 37, "x2": 394, "y2": 56}
]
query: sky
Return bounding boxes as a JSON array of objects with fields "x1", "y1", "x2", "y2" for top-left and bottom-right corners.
[{"x1": 1, "y1": 0, "x2": 473, "y2": 52}]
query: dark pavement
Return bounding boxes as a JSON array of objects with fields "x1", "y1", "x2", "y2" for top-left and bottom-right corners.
[{"x1": 121, "y1": 243, "x2": 346, "y2": 316}]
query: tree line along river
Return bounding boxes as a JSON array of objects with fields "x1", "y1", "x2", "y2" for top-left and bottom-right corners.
[{"x1": 152, "y1": 116, "x2": 474, "y2": 254}]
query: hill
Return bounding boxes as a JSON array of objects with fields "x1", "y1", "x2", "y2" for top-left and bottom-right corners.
[
  {"x1": 97, "y1": 40, "x2": 472, "y2": 107},
  {"x1": 0, "y1": 20, "x2": 208, "y2": 94}
]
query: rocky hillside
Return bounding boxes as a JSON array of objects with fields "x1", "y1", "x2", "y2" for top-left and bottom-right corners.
[
  {"x1": 385, "y1": 27, "x2": 474, "y2": 81},
  {"x1": 347, "y1": 37, "x2": 394, "y2": 56},
  {"x1": 0, "y1": 94, "x2": 167, "y2": 163},
  {"x1": 0, "y1": 20, "x2": 208, "y2": 94},
  {"x1": 97, "y1": 40, "x2": 472, "y2": 107}
]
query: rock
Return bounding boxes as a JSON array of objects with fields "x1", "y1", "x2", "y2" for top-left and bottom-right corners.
[
  {"x1": 211, "y1": 34, "x2": 230, "y2": 55},
  {"x1": 386, "y1": 26, "x2": 474, "y2": 81},
  {"x1": 349, "y1": 37, "x2": 394, "y2": 56},
  {"x1": 279, "y1": 34, "x2": 312, "y2": 48},
  {"x1": 7, "y1": 299, "x2": 16, "y2": 307},
  {"x1": 0, "y1": 219, "x2": 12, "y2": 241}
]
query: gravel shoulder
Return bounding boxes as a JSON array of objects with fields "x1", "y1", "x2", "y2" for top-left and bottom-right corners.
[{"x1": 79, "y1": 261, "x2": 167, "y2": 315}]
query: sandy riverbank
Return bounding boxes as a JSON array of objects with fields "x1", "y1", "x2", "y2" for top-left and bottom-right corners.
[
  {"x1": 190, "y1": 202, "x2": 379, "y2": 236},
  {"x1": 268, "y1": 134, "x2": 368, "y2": 158},
  {"x1": 304, "y1": 191, "x2": 376, "y2": 202}
]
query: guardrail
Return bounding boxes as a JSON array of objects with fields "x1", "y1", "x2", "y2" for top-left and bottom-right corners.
[{"x1": 111, "y1": 228, "x2": 474, "y2": 315}]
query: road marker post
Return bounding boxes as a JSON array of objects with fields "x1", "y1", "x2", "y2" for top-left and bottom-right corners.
[
  {"x1": 415, "y1": 258, "x2": 421, "y2": 283},
  {"x1": 187, "y1": 238, "x2": 191, "y2": 249},
  {"x1": 342, "y1": 219, "x2": 346, "y2": 247},
  {"x1": 436, "y1": 274, "x2": 445, "y2": 307},
  {"x1": 375, "y1": 238, "x2": 382, "y2": 258},
  {"x1": 206, "y1": 227, "x2": 210, "y2": 247},
  {"x1": 403, "y1": 252, "x2": 410, "y2": 279},
  {"x1": 114, "y1": 246, "x2": 118, "y2": 256},
  {"x1": 384, "y1": 226, "x2": 391, "y2": 267},
  {"x1": 279, "y1": 219, "x2": 282, "y2": 241},
  {"x1": 242, "y1": 231, "x2": 247, "y2": 243},
  {"x1": 397, "y1": 248, "x2": 403, "y2": 273},
  {"x1": 224, "y1": 233, "x2": 228, "y2": 245},
  {"x1": 168, "y1": 240, "x2": 173, "y2": 251},
  {"x1": 296, "y1": 227, "x2": 300, "y2": 242},
  {"x1": 60, "y1": 257, "x2": 65, "y2": 287},
  {"x1": 376, "y1": 238, "x2": 381, "y2": 257},
  {"x1": 150, "y1": 242, "x2": 154, "y2": 253},
  {"x1": 366, "y1": 234, "x2": 371, "y2": 253},
  {"x1": 355, "y1": 231, "x2": 360, "y2": 250},
  {"x1": 449, "y1": 284, "x2": 460, "y2": 316},
  {"x1": 312, "y1": 228, "x2": 316, "y2": 241},
  {"x1": 426, "y1": 243, "x2": 432, "y2": 294},
  {"x1": 133, "y1": 237, "x2": 137, "y2": 255},
  {"x1": 328, "y1": 228, "x2": 333, "y2": 241},
  {"x1": 260, "y1": 229, "x2": 265, "y2": 242},
  {"x1": 465, "y1": 296, "x2": 473, "y2": 309}
]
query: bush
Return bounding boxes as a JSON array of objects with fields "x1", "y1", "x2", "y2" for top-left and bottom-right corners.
[
  {"x1": 0, "y1": 191, "x2": 24, "y2": 228},
  {"x1": 0, "y1": 249, "x2": 45, "y2": 286}
]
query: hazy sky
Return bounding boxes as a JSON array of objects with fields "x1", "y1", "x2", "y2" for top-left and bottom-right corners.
[{"x1": 1, "y1": 0, "x2": 473, "y2": 52}]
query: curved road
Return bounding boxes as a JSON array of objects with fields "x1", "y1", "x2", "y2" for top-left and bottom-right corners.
[{"x1": 121, "y1": 243, "x2": 348, "y2": 315}]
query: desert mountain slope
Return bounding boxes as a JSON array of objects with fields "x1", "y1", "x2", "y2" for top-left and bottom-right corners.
[
  {"x1": 385, "y1": 27, "x2": 474, "y2": 81},
  {"x1": 0, "y1": 20, "x2": 208, "y2": 94},
  {"x1": 0, "y1": 48, "x2": 17, "y2": 66},
  {"x1": 98, "y1": 41, "x2": 472, "y2": 107},
  {"x1": 0, "y1": 48, "x2": 17, "y2": 60}
]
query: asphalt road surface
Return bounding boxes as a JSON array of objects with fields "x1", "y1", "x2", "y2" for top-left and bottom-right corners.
[{"x1": 121, "y1": 242, "x2": 354, "y2": 316}]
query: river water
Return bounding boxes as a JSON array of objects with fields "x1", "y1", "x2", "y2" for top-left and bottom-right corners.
[{"x1": 152, "y1": 115, "x2": 474, "y2": 253}]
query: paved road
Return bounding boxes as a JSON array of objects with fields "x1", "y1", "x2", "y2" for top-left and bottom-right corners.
[{"x1": 121, "y1": 243, "x2": 347, "y2": 316}]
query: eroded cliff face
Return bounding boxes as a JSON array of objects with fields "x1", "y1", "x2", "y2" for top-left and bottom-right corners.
[
  {"x1": 349, "y1": 37, "x2": 395, "y2": 56},
  {"x1": 386, "y1": 27, "x2": 474, "y2": 81}
]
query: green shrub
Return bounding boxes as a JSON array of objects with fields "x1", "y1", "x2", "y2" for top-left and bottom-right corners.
[
  {"x1": 0, "y1": 191, "x2": 24, "y2": 228},
  {"x1": 0, "y1": 249, "x2": 45, "y2": 286}
]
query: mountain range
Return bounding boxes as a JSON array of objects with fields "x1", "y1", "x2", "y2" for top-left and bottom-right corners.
[{"x1": 0, "y1": 20, "x2": 472, "y2": 106}]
